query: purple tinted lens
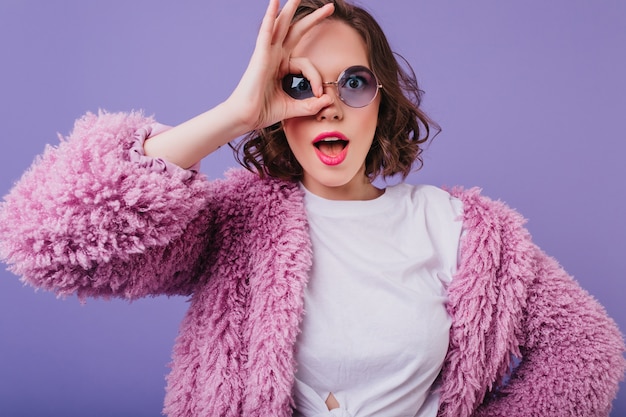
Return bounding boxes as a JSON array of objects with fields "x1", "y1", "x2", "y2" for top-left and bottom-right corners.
[{"x1": 338, "y1": 66, "x2": 379, "y2": 108}]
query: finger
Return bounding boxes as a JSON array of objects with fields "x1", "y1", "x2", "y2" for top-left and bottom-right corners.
[
  {"x1": 271, "y1": 0, "x2": 302, "y2": 46},
  {"x1": 286, "y1": 95, "x2": 335, "y2": 120},
  {"x1": 256, "y1": 0, "x2": 281, "y2": 48},
  {"x1": 286, "y1": 57, "x2": 324, "y2": 97},
  {"x1": 283, "y1": 3, "x2": 334, "y2": 51}
]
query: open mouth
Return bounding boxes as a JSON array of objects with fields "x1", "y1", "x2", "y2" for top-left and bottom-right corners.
[
  {"x1": 314, "y1": 138, "x2": 349, "y2": 157},
  {"x1": 313, "y1": 132, "x2": 350, "y2": 166}
]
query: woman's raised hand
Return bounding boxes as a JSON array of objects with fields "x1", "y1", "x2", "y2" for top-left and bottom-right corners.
[
  {"x1": 227, "y1": 0, "x2": 335, "y2": 132},
  {"x1": 144, "y1": 0, "x2": 334, "y2": 169}
]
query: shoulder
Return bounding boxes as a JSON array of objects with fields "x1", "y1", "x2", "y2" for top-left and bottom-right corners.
[
  {"x1": 206, "y1": 169, "x2": 305, "y2": 220},
  {"x1": 214, "y1": 169, "x2": 302, "y2": 202},
  {"x1": 391, "y1": 182, "x2": 451, "y2": 199},
  {"x1": 447, "y1": 187, "x2": 537, "y2": 294},
  {"x1": 390, "y1": 182, "x2": 458, "y2": 204},
  {"x1": 448, "y1": 187, "x2": 530, "y2": 239},
  {"x1": 389, "y1": 183, "x2": 463, "y2": 219}
]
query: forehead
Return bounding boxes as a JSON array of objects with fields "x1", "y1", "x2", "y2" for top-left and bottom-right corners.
[{"x1": 292, "y1": 19, "x2": 370, "y2": 70}]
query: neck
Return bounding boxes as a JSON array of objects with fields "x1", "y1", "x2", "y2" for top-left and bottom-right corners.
[{"x1": 302, "y1": 177, "x2": 384, "y2": 201}]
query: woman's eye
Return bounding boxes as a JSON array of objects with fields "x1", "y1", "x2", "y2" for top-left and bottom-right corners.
[
  {"x1": 344, "y1": 75, "x2": 366, "y2": 90},
  {"x1": 282, "y1": 75, "x2": 313, "y2": 99},
  {"x1": 295, "y1": 77, "x2": 311, "y2": 92}
]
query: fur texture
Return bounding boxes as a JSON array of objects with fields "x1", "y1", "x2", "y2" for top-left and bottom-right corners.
[{"x1": 1, "y1": 111, "x2": 624, "y2": 416}]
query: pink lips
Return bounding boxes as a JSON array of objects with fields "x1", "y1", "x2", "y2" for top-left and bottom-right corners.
[{"x1": 312, "y1": 131, "x2": 349, "y2": 166}]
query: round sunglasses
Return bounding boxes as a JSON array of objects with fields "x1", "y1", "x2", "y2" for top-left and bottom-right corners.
[{"x1": 282, "y1": 65, "x2": 382, "y2": 108}]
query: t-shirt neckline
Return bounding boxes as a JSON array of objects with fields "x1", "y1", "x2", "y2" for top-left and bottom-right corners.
[{"x1": 300, "y1": 183, "x2": 404, "y2": 217}]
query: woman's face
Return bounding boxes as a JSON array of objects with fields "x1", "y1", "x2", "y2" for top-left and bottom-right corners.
[{"x1": 282, "y1": 19, "x2": 381, "y2": 201}]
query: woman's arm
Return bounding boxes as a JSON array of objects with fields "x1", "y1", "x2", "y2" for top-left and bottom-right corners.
[
  {"x1": 143, "y1": 0, "x2": 335, "y2": 169},
  {"x1": 0, "y1": 0, "x2": 336, "y2": 300},
  {"x1": 0, "y1": 111, "x2": 215, "y2": 300},
  {"x1": 443, "y1": 189, "x2": 625, "y2": 417},
  {"x1": 480, "y1": 247, "x2": 626, "y2": 417}
]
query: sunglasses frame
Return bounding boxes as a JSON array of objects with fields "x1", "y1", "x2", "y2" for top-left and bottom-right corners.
[{"x1": 282, "y1": 65, "x2": 383, "y2": 108}]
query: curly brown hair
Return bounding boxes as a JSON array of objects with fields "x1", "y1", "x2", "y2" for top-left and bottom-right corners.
[{"x1": 231, "y1": 0, "x2": 439, "y2": 182}]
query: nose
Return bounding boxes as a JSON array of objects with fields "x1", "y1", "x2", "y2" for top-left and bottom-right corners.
[{"x1": 316, "y1": 83, "x2": 343, "y2": 121}]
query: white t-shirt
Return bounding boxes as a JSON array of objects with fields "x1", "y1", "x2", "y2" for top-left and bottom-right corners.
[{"x1": 294, "y1": 183, "x2": 463, "y2": 417}]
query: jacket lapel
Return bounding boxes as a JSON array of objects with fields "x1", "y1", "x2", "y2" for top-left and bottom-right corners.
[
  {"x1": 239, "y1": 176, "x2": 313, "y2": 416},
  {"x1": 438, "y1": 188, "x2": 530, "y2": 417}
]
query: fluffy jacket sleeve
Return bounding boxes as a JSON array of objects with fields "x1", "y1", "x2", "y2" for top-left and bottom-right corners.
[
  {"x1": 0, "y1": 111, "x2": 214, "y2": 300},
  {"x1": 441, "y1": 188, "x2": 625, "y2": 417}
]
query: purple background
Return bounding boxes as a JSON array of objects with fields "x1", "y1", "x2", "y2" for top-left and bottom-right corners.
[{"x1": 1, "y1": 0, "x2": 624, "y2": 415}]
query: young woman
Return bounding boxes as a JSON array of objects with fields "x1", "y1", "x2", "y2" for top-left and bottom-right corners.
[{"x1": 0, "y1": 0, "x2": 624, "y2": 416}]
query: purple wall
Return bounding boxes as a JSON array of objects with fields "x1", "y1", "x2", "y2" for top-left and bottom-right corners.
[{"x1": 1, "y1": 1, "x2": 624, "y2": 415}]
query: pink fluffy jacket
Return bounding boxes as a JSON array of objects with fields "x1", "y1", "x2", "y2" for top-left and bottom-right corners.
[{"x1": 0, "y1": 111, "x2": 624, "y2": 417}]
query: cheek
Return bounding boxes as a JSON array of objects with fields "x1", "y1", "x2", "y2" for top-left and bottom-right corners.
[
  {"x1": 282, "y1": 120, "x2": 305, "y2": 155},
  {"x1": 359, "y1": 104, "x2": 380, "y2": 139},
  {"x1": 283, "y1": 118, "x2": 312, "y2": 147},
  {"x1": 282, "y1": 119, "x2": 300, "y2": 140}
]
